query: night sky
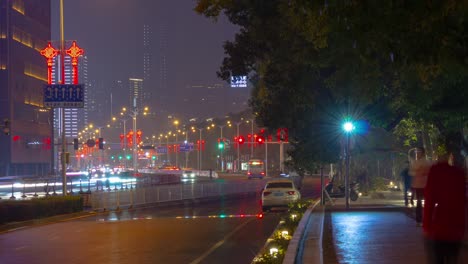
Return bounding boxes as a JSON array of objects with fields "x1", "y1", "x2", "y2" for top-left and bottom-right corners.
[{"x1": 51, "y1": 0, "x2": 248, "y2": 122}]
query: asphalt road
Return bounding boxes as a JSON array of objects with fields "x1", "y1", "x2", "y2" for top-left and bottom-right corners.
[{"x1": 0, "y1": 176, "x2": 321, "y2": 264}]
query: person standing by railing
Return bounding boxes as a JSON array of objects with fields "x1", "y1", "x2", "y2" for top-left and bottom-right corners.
[{"x1": 409, "y1": 147, "x2": 431, "y2": 226}]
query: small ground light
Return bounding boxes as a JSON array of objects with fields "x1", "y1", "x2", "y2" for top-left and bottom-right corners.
[
  {"x1": 281, "y1": 230, "x2": 289, "y2": 238},
  {"x1": 269, "y1": 247, "x2": 278, "y2": 255},
  {"x1": 290, "y1": 214, "x2": 297, "y2": 220}
]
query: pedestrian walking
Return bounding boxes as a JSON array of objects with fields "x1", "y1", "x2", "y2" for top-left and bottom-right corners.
[
  {"x1": 423, "y1": 153, "x2": 466, "y2": 264},
  {"x1": 409, "y1": 147, "x2": 430, "y2": 226},
  {"x1": 400, "y1": 162, "x2": 413, "y2": 206}
]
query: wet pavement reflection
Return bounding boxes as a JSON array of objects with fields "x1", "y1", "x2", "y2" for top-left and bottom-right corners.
[{"x1": 331, "y1": 211, "x2": 426, "y2": 264}]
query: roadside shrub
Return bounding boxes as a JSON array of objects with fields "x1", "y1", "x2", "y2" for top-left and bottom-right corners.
[
  {"x1": 0, "y1": 195, "x2": 83, "y2": 224},
  {"x1": 253, "y1": 199, "x2": 315, "y2": 264}
]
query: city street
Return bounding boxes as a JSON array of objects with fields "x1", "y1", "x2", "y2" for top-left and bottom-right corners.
[{"x1": 0, "y1": 176, "x2": 320, "y2": 264}]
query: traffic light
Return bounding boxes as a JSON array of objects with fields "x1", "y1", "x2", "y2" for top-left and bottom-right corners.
[
  {"x1": 3, "y1": 119, "x2": 10, "y2": 135},
  {"x1": 73, "y1": 138, "x2": 79, "y2": 150},
  {"x1": 152, "y1": 155, "x2": 156, "y2": 160},
  {"x1": 111, "y1": 156, "x2": 115, "y2": 160},
  {"x1": 126, "y1": 154, "x2": 131, "y2": 160},
  {"x1": 256, "y1": 135, "x2": 265, "y2": 144},
  {"x1": 98, "y1": 137, "x2": 104, "y2": 149},
  {"x1": 218, "y1": 141, "x2": 225, "y2": 150},
  {"x1": 237, "y1": 135, "x2": 245, "y2": 144}
]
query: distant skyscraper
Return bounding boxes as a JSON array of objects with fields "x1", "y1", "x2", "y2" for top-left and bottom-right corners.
[
  {"x1": 129, "y1": 78, "x2": 144, "y2": 109},
  {"x1": 0, "y1": 0, "x2": 53, "y2": 176},
  {"x1": 143, "y1": 24, "x2": 152, "y2": 106},
  {"x1": 86, "y1": 79, "x2": 110, "y2": 125},
  {"x1": 158, "y1": 24, "x2": 168, "y2": 112},
  {"x1": 182, "y1": 83, "x2": 250, "y2": 119}
]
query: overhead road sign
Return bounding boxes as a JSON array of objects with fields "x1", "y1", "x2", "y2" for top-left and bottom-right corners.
[
  {"x1": 43, "y1": 84, "x2": 84, "y2": 108},
  {"x1": 179, "y1": 143, "x2": 194, "y2": 152},
  {"x1": 157, "y1": 146, "x2": 167, "y2": 154}
]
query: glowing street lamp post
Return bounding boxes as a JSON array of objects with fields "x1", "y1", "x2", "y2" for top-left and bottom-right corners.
[
  {"x1": 122, "y1": 105, "x2": 148, "y2": 175},
  {"x1": 343, "y1": 121, "x2": 355, "y2": 210}
]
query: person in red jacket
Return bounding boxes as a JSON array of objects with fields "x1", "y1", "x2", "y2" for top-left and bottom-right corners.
[{"x1": 423, "y1": 153, "x2": 466, "y2": 264}]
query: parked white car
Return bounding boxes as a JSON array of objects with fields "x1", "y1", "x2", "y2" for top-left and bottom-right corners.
[{"x1": 261, "y1": 179, "x2": 301, "y2": 212}]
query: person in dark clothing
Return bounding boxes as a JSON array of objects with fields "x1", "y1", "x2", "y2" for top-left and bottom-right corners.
[
  {"x1": 400, "y1": 163, "x2": 413, "y2": 206},
  {"x1": 423, "y1": 153, "x2": 466, "y2": 264}
]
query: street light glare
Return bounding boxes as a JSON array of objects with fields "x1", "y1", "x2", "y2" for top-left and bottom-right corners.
[{"x1": 343, "y1": 122, "x2": 355, "y2": 132}]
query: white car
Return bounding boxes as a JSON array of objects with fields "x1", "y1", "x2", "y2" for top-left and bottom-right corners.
[
  {"x1": 182, "y1": 170, "x2": 196, "y2": 178},
  {"x1": 261, "y1": 179, "x2": 301, "y2": 212}
]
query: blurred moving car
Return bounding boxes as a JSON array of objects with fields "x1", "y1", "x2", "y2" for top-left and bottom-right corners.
[
  {"x1": 158, "y1": 164, "x2": 180, "y2": 170},
  {"x1": 261, "y1": 179, "x2": 301, "y2": 212},
  {"x1": 182, "y1": 170, "x2": 195, "y2": 178}
]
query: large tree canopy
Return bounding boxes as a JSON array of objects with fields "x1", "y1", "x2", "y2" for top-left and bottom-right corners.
[{"x1": 195, "y1": 0, "x2": 468, "y2": 169}]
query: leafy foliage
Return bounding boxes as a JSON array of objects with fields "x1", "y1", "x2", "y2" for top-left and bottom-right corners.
[{"x1": 195, "y1": 0, "x2": 468, "y2": 168}]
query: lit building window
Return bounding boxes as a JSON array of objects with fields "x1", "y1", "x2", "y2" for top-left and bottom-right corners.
[
  {"x1": 24, "y1": 63, "x2": 47, "y2": 82},
  {"x1": 12, "y1": 27, "x2": 32, "y2": 48},
  {"x1": 12, "y1": 0, "x2": 25, "y2": 15}
]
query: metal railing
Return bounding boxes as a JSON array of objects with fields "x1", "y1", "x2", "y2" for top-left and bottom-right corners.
[{"x1": 89, "y1": 179, "x2": 267, "y2": 211}]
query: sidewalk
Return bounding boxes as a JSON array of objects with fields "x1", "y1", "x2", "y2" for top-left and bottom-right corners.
[{"x1": 293, "y1": 191, "x2": 467, "y2": 264}]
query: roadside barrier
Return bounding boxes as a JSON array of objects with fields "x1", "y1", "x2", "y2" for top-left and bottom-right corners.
[{"x1": 89, "y1": 179, "x2": 267, "y2": 211}]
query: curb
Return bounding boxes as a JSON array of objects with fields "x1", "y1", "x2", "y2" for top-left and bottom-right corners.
[{"x1": 283, "y1": 199, "x2": 323, "y2": 264}]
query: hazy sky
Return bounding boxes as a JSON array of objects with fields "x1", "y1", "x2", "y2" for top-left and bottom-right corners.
[{"x1": 51, "y1": 0, "x2": 245, "y2": 119}]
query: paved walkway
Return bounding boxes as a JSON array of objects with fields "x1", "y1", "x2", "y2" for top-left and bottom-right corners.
[{"x1": 295, "y1": 191, "x2": 467, "y2": 264}]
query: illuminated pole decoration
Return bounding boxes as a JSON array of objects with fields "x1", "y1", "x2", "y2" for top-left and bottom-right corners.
[
  {"x1": 65, "y1": 41, "x2": 84, "y2": 85},
  {"x1": 40, "y1": 42, "x2": 59, "y2": 84}
]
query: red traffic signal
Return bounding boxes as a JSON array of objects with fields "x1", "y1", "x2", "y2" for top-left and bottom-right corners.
[
  {"x1": 256, "y1": 135, "x2": 265, "y2": 144},
  {"x1": 237, "y1": 135, "x2": 245, "y2": 144}
]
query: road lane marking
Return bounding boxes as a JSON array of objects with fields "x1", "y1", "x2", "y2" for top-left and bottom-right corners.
[{"x1": 189, "y1": 218, "x2": 255, "y2": 264}]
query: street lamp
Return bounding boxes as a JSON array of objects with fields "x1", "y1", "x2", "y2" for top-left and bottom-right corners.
[
  {"x1": 218, "y1": 124, "x2": 225, "y2": 172},
  {"x1": 342, "y1": 120, "x2": 355, "y2": 210},
  {"x1": 235, "y1": 121, "x2": 243, "y2": 172},
  {"x1": 173, "y1": 120, "x2": 180, "y2": 167},
  {"x1": 246, "y1": 119, "x2": 254, "y2": 158},
  {"x1": 113, "y1": 116, "x2": 130, "y2": 168},
  {"x1": 198, "y1": 128, "x2": 204, "y2": 175},
  {"x1": 121, "y1": 105, "x2": 149, "y2": 174}
]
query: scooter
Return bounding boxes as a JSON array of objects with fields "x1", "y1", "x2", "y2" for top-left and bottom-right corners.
[{"x1": 325, "y1": 180, "x2": 360, "y2": 201}]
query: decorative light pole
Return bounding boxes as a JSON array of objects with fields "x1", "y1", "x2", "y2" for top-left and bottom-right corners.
[
  {"x1": 236, "y1": 121, "x2": 243, "y2": 172},
  {"x1": 247, "y1": 119, "x2": 254, "y2": 158},
  {"x1": 197, "y1": 128, "x2": 204, "y2": 175},
  {"x1": 113, "y1": 116, "x2": 130, "y2": 168},
  {"x1": 121, "y1": 105, "x2": 148, "y2": 174},
  {"x1": 342, "y1": 120, "x2": 355, "y2": 210}
]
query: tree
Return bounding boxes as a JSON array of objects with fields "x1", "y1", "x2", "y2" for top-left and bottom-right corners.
[{"x1": 195, "y1": 0, "x2": 468, "y2": 168}]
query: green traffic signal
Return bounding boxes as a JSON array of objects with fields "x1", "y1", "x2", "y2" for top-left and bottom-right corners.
[
  {"x1": 111, "y1": 156, "x2": 115, "y2": 160},
  {"x1": 218, "y1": 142, "x2": 224, "y2": 150},
  {"x1": 126, "y1": 155, "x2": 131, "y2": 160},
  {"x1": 118, "y1": 155, "x2": 123, "y2": 160},
  {"x1": 152, "y1": 156, "x2": 156, "y2": 160}
]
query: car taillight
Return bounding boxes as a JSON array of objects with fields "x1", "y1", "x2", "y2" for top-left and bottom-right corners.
[
  {"x1": 261, "y1": 172, "x2": 265, "y2": 175},
  {"x1": 248, "y1": 172, "x2": 251, "y2": 175},
  {"x1": 263, "y1": 191, "x2": 272, "y2": 196},
  {"x1": 287, "y1": 191, "x2": 295, "y2": 195}
]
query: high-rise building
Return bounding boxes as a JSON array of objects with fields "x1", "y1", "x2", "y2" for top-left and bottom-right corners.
[
  {"x1": 129, "y1": 78, "x2": 144, "y2": 109},
  {"x1": 0, "y1": 0, "x2": 53, "y2": 176},
  {"x1": 158, "y1": 24, "x2": 168, "y2": 113},
  {"x1": 143, "y1": 24, "x2": 151, "y2": 106}
]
